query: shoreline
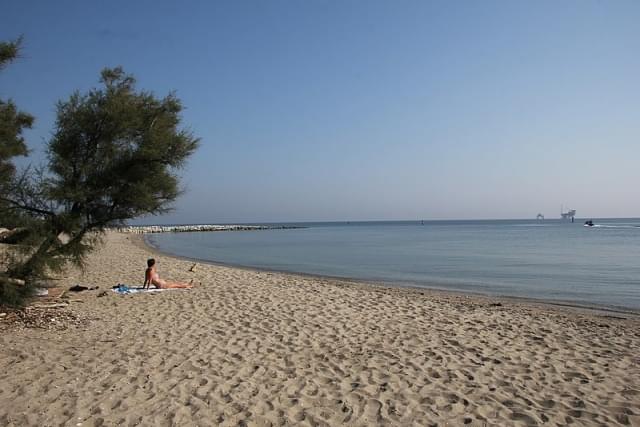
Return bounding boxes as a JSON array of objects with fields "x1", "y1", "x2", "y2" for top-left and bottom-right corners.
[
  {"x1": 141, "y1": 233, "x2": 640, "y2": 318},
  {"x1": 2, "y1": 232, "x2": 639, "y2": 426}
]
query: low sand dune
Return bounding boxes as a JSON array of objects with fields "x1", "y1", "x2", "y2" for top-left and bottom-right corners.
[{"x1": 1, "y1": 232, "x2": 639, "y2": 426}]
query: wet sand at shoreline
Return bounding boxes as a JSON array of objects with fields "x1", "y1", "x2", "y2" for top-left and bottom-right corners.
[{"x1": 1, "y1": 232, "x2": 639, "y2": 426}]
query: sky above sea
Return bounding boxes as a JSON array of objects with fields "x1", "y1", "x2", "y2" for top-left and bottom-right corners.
[{"x1": 1, "y1": 1, "x2": 639, "y2": 223}]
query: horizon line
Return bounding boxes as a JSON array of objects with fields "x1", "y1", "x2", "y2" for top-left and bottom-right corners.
[{"x1": 129, "y1": 216, "x2": 640, "y2": 226}]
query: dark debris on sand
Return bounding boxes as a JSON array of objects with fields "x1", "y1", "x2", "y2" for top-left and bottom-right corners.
[{"x1": 0, "y1": 305, "x2": 86, "y2": 331}]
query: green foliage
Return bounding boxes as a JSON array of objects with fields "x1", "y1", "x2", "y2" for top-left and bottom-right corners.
[
  {"x1": 1, "y1": 44, "x2": 199, "y2": 306},
  {"x1": 0, "y1": 278, "x2": 32, "y2": 307},
  {"x1": 47, "y1": 67, "x2": 198, "y2": 226},
  {"x1": 0, "y1": 37, "x2": 33, "y2": 196},
  {"x1": 0, "y1": 37, "x2": 23, "y2": 70}
]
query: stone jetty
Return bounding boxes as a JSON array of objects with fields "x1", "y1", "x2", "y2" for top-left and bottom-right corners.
[{"x1": 114, "y1": 224, "x2": 301, "y2": 234}]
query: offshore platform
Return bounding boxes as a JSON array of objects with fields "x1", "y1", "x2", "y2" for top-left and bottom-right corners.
[{"x1": 560, "y1": 205, "x2": 576, "y2": 222}]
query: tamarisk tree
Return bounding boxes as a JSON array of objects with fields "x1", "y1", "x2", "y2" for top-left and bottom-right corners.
[
  {"x1": 0, "y1": 38, "x2": 33, "y2": 223},
  {"x1": 1, "y1": 63, "x2": 199, "y2": 306}
]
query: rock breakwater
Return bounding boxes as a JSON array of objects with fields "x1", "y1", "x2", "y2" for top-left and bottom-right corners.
[{"x1": 114, "y1": 224, "x2": 302, "y2": 233}]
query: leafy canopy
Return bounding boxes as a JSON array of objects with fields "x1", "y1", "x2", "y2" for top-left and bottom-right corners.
[
  {"x1": 0, "y1": 37, "x2": 33, "y2": 195},
  {"x1": 47, "y1": 66, "x2": 199, "y2": 227}
]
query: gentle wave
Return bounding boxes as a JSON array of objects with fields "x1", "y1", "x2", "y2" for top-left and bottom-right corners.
[{"x1": 590, "y1": 224, "x2": 640, "y2": 228}]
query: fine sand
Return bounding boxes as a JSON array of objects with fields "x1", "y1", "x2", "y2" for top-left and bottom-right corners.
[{"x1": 1, "y1": 232, "x2": 639, "y2": 426}]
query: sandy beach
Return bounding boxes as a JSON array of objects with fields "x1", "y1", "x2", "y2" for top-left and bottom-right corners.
[{"x1": 1, "y1": 232, "x2": 639, "y2": 426}]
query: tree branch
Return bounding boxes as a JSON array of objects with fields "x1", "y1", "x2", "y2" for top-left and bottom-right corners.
[{"x1": 0, "y1": 195, "x2": 55, "y2": 217}]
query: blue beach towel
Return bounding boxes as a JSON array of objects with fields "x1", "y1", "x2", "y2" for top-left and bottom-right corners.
[{"x1": 111, "y1": 284, "x2": 172, "y2": 294}]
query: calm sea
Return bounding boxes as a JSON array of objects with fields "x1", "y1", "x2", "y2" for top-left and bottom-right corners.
[{"x1": 146, "y1": 219, "x2": 640, "y2": 311}]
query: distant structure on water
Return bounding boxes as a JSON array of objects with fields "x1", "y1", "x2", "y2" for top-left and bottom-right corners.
[
  {"x1": 536, "y1": 213, "x2": 544, "y2": 221},
  {"x1": 560, "y1": 206, "x2": 576, "y2": 222}
]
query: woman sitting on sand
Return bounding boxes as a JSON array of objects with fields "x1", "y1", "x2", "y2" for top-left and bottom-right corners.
[{"x1": 144, "y1": 258, "x2": 193, "y2": 289}]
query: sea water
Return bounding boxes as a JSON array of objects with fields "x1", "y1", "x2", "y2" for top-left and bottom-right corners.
[{"x1": 146, "y1": 219, "x2": 640, "y2": 311}]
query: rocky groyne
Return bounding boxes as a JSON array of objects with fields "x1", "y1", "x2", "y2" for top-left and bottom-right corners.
[{"x1": 113, "y1": 224, "x2": 302, "y2": 234}]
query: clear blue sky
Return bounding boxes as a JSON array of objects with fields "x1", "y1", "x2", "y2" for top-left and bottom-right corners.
[{"x1": 2, "y1": 1, "x2": 639, "y2": 223}]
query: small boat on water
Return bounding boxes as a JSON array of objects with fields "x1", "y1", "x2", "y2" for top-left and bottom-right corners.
[{"x1": 584, "y1": 220, "x2": 594, "y2": 227}]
